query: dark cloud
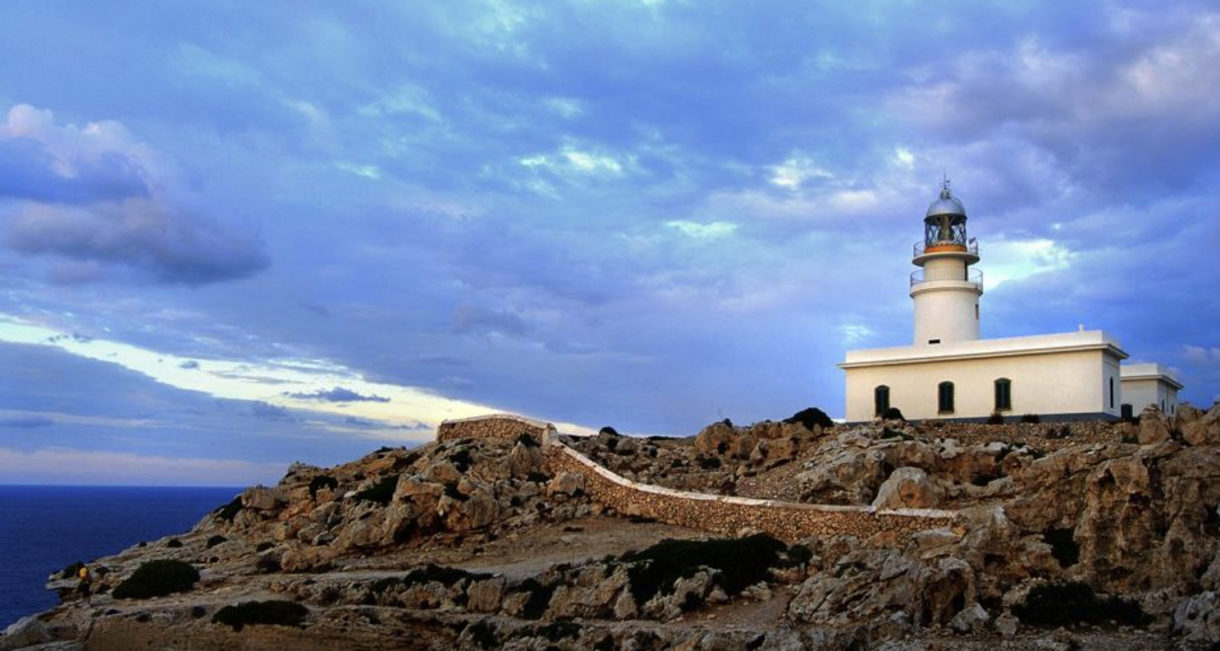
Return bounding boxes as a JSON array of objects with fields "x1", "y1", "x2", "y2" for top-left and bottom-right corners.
[
  {"x1": 0, "y1": 415, "x2": 54, "y2": 428},
  {"x1": 179, "y1": 360, "x2": 200, "y2": 369},
  {"x1": 286, "y1": 387, "x2": 390, "y2": 403},
  {"x1": 0, "y1": 138, "x2": 149, "y2": 204},
  {"x1": 249, "y1": 401, "x2": 292, "y2": 420}
]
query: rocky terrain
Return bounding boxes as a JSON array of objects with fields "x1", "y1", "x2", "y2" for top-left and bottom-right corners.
[{"x1": 4, "y1": 404, "x2": 1220, "y2": 650}]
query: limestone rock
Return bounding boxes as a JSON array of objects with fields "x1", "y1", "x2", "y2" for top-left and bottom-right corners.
[
  {"x1": 1173, "y1": 590, "x2": 1220, "y2": 645},
  {"x1": 949, "y1": 602, "x2": 989, "y2": 633},
  {"x1": 547, "y1": 471, "x2": 586, "y2": 498},
  {"x1": 1138, "y1": 406, "x2": 1171, "y2": 444},
  {"x1": 1, "y1": 615, "x2": 50, "y2": 649},
  {"x1": 872, "y1": 466, "x2": 942, "y2": 510},
  {"x1": 507, "y1": 441, "x2": 543, "y2": 477},
  {"x1": 241, "y1": 486, "x2": 284, "y2": 511},
  {"x1": 466, "y1": 576, "x2": 506, "y2": 613}
]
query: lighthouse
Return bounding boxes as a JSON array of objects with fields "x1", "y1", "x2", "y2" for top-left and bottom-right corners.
[{"x1": 909, "y1": 180, "x2": 983, "y2": 345}]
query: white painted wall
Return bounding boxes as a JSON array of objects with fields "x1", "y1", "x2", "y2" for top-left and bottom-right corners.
[
  {"x1": 910, "y1": 257, "x2": 980, "y2": 345},
  {"x1": 1120, "y1": 363, "x2": 1182, "y2": 416},
  {"x1": 843, "y1": 346, "x2": 1124, "y2": 422}
]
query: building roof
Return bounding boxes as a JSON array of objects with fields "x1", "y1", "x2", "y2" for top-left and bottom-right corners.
[
  {"x1": 839, "y1": 329, "x2": 1128, "y2": 369},
  {"x1": 1120, "y1": 362, "x2": 1184, "y2": 390}
]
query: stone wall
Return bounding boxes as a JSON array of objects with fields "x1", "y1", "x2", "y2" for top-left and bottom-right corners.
[
  {"x1": 436, "y1": 414, "x2": 556, "y2": 445},
  {"x1": 544, "y1": 440, "x2": 958, "y2": 543}
]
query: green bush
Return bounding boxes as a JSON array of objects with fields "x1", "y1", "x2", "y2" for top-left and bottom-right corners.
[
  {"x1": 516, "y1": 578, "x2": 557, "y2": 620},
  {"x1": 622, "y1": 534, "x2": 787, "y2": 605},
  {"x1": 113, "y1": 559, "x2": 200, "y2": 599},
  {"x1": 308, "y1": 475, "x2": 338, "y2": 501},
  {"x1": 214, "y1": 496, "x2": 243, "y2": 522},
  {"x1": 1013, "y1": 581, "x2": 1145, "y2": 627},
  {"x1": 881, "y1": 407, "x2": 905, "y2": 421},
  {"x1": 205, "y1": 535, "x2": 227, "y2": 549},
  {"x1": 986, "y1": 412, "x2": 1005, "y2": 425},
  {"x1": 353, "y1": 474, "x2": 399, "y2": 505},
  {"x1": 166, "y1": 538, "x2": 183, "y2": 548},
  {"x1": 516, "y1": 432, "x2": 539, "y2": 447},
  {"x1": 61, "y1": 561, "x2": 85, "y2": 580},
  {"x1": 212, "y1": 600, "x2": 308, "y2": 631},
  {"x1": 598, "y1": 426, "x2": 621, "y2": 437},
  {"x1": 1043, "y1": 528, "x2": 1079, "y2": 568},
  {"x1": 465, "y1": 620, "x2": 499, "y2": 649},
  {"x1": 784, "y1": 407, "x2": 834, "y2": 430}
]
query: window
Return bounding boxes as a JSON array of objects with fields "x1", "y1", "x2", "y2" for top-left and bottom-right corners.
[
  {"x1": 994, "y1": 378, "x2": 1012, "y2": 412},
  {"x1": 928, "y1": 339, "x2": 941, "y2": 345},
  {"x1": 1121, "y1": 404, "x2": 1133, "y2": 420},
  {"x1": 938, "y1": 381, "x2": 955, "y2": 414},
  {"x1": 874, "y1": 385, "x2": 890, "y2": 417},
  {"x1": 1109, "y1": 378, "x2": 1115, "y2": 409}
]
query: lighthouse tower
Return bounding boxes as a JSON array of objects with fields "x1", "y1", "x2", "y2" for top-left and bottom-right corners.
[{"x1": 910, "y1": 180, "x2": 983, "y2": 345}]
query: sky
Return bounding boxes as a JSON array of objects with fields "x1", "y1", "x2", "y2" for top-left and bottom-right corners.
[{"x1": 0, "y1": 1, "x2": 1218, "y2": 485}]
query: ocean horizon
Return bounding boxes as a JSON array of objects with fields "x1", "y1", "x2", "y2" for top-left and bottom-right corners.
[{"x1": 0, "y1": 484, "x2": 243, "y2": 630}]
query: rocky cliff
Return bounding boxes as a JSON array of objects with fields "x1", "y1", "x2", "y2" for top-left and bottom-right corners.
[{"x1": 4, "y1": 404, "x2": 1220, "y2": 650}]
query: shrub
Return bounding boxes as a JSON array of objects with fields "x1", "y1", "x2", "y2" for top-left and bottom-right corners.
[
  {"x1": 442, "y1": 482, "x2": 469, "y2": 502},
  {"x1": 205, "y1": 535, "x2": 227, "y2": 549},
  {"x1": 448, "y1": 448, "x2": 474, "y2": 472},
  {"x1": 971, "y1": 473, "x2": 1003, "y2": 487},
  {"x1": 516, "y1": 432, "x2": 539, "y2": 447},
  {"x1": 372, "y1": 564, "x2": 491, "y2": 593},
  {"x1": 526, "y1": 471, "x2": 549, "y2": 484},
  {"x1": 783, "y1": 407, "x2": 835, "y2": 430},
  {"x1": 694, "y1": 454, "x2": 721, "y2": 470},
  {"x1": 255, "y1": 555, "x2": 281, "y2": 574},
  {"x1": 465, "y1": 620, "x2": 499, "y2": 649},
  {"x1": 786, "y1": 544, "x2": 813, "y2": 567},
  {"x1": 986, "y1": 412, "x2": 1005, "y2": 425},
  {"x1": 881, "y1": 407, "x2": 905, "y2": 421},
  {"x1": 214, "y1": 496, "x2": 243, "y2": 522},
  {"x1": 61, "y1": 561, "x2": 85, "y2": 580},
  {"x1": 1020, "y1": 413, "x2": 1041, "y2": 424},
  {"x1": 622, "y1": 534, "x2": 787, "y2": 605},
  {"x1": 529, "y1": 621, "x2": 582, "y2": 642},
  {"x1": 308, "y1": 475, "x2": 338, "y2": 501},
  {"x1": 516, "y1": 578, "x2": 557, "y2": 620},
  {"x1": 256, "y1": 541, "x2": 274, "y2": 552},
  {"x1": 113, "y1": 559, "x2": 200, "y2": 599},
  {"x1": 1043, "y1": 528, "x2": 1079, "y2": 568},
  {"x1": 212, "y1": 600, "x2": 308, "y2": 631},
  {"x1": 598, "y1": 426, "x2": 621, "y2": 437},
  {"x1": 1013, "y1": 581, "x2": 1145, "y2": 627},
  {"x1": 353, "y1": 474, "x2": 399, "y2": 505},
  {"x1": 166, "y1": 538, "x2": 183, "y2": 548}
]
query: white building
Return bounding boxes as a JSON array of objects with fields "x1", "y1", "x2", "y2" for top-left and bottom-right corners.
[
  {"x1": 1120, "y1": 363, "x2": 1182, "y2": 418},
  {"x1": 839, "y1": 182, "x2": 1181, "y2": 423}
]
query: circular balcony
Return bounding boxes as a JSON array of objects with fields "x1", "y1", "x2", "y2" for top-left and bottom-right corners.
[
  {"x1": 913, "y1": 239, "x2": 979, "y2": 265},
  {"x1": 910, "y1": 267, "x2": 983, "y2": 291}
]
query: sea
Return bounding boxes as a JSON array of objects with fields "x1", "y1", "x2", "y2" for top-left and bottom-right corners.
[{"x1": 0, "y1": 485, "x2": 242, "y2": 630}]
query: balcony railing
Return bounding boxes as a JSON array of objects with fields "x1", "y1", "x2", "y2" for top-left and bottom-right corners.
[
  {"x1": 913, "y1": 239, "x2": 979, "y2": 258},
  {"x1": 910, "y1": 267, "x2": 983, "y2": 290}
]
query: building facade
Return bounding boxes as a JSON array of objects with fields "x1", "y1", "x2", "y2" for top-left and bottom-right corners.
[{"x1": 840, "y1": 182, "x2": 1177, "y2": 423}]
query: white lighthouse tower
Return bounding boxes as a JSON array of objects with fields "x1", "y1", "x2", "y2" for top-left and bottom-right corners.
[{"x1": 910, "y1": 180, "x2": 983, "y2": 345}]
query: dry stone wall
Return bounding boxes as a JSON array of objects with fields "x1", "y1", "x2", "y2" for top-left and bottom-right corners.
[
  {"x1": 544, "y1": 440, "x2": 958, "y2": 543},
  {"x1": 436, "y1": 414, "x2": 556, "y2": 445}
]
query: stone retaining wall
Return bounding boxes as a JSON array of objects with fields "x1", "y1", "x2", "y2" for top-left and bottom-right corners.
[
  {"x1": 436, "y1": 413, "x2": 556, "y2": 445},
  {"x1": 544, "y1": 440, "x2": 958, "y2": 543}
]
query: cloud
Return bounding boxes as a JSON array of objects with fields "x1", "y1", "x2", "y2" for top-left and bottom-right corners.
[
  {"x1": 0, "y1": 446, "x2": 284, "y2": 486},
  {"x1": 0, "y1": 104, "x2": 268, "y2": 284},
  {"x1": 250, "y1": 401, "x2": 293, "y2": 420},
  {"x1": 451, "y1": 304, "x2": 528, "y2": 337},
  {"x1": 179, "y1": 360, "x2": 200, "y2": 369},
  {"x1": 0, "y1": 415, "x2": 53, "y2": 428},
  {"x1": 1184, "y1": 345, "x2": 1220, "y2": 366},
  {"x1": 287, "y1": 387, "x2": 390, "y2": 403}
]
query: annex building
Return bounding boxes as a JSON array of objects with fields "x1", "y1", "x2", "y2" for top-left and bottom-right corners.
[{"x1": 839, "y1": 182, "x2": 1182, "y2": 423}]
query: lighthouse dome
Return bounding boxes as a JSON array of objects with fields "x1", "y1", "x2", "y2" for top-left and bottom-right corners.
[{"x1": 926, "y1": 185, "x2": 966, "y2": 219}]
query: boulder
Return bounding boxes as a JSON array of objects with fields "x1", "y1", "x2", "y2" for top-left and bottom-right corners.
[
  {"x1": 241, "y1": 486, "x2": 284, "y2": 511},
  {"x1": 1138, "y1": 406, "x2": 1171, "y2": 444},
  {"x1": 1173, "y1": 591, "x2": 1220, "y2": 646},
  {"x1": 949, "y1": 602, "x2": 990, "y2": 633},
  {"x1": 466, "y1": 576, "x2": 506, "y2": 613},
  {"x1": 872, "y1": 467, "x2": 942, "y2": 510},
  {"x1": 507, "y1": 441, "x2": 543, "y2": 477},
  {"x1": 547, "y1": 472, "x2": 586, "y2": 498},
  {"x1": 1, "y1": 615, "x2": 50, "y2": 649}
]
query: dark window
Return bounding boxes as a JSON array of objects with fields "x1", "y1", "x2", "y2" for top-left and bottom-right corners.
[
  {"x1": 994, "y1": 378, "x2": 1012, "y2": 411},
  {"x1": 928, "y1": 339, "x2": 941, "y2": 345},
  {"x1": 938, "y1": 381, "x2": 955, "y2": 414},
  {"x1": 1121, "y1": 404, "x2": 1133, "y2": 420},
  {"x1": 874, "y1": 385, "x2": 890, "y2": 417},
  {"x1": 1109, "y1": 378, "x2": 1115, "y2": 409},
  {"x1": 1161, "y1": 399, "x2": 1166, "y2": 411}
]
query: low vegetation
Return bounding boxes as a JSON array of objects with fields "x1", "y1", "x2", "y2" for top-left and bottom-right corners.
[
  {"x1": 112, "y1": 559, "x2": 200, "y2": 599},
  {"x1": 1013, "y1": 581, "x2": 1145, "y2": 627},
  {"x1": 308, "y1": 475, "x2": 338, "y2": 501},
  {"x1": 212, "y1": 600, "x2": 309, "y2": 631},
  {"x1": 353, "y1": 474, "x2": 399, "y2": 505},
  {"x1": 621, "y1": 534, "x2": 788, "y2": 605}
]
